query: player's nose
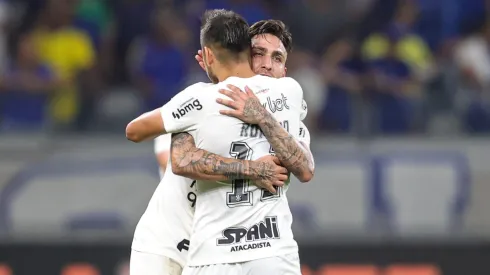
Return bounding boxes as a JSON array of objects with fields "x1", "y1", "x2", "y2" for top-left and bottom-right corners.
[{"x1": 262, "y1": 59, "x2": 272, "y2": 70}]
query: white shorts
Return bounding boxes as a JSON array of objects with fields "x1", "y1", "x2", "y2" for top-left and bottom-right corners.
[
  {"x1": 130, "y1": 249, "x2": 183, "y2": 275},
  {"x1": 182, "y1": 253, "x2": 301, "y2": 275}
]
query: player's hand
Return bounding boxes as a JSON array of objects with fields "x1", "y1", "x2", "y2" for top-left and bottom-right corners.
[
  {"x1": 195, "y1": 50, "x2": 205, "y2": 71},
  {"x1": 254, "y1": 155, "x2": 288, "y2": 194},
  {"x1": 216, "y1": 84, "x2": 266, "y2": 124}
]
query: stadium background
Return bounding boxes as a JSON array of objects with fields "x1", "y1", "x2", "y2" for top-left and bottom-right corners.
[{"x1": 1, "y1": 0, "x2": 490, "y2": 274}]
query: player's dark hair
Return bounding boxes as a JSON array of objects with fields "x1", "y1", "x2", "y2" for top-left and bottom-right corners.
[
  {"x1": 200, "y1": 9, "x2": 251, "y2": 62},
  {"x1": 248, "y1": 20, "x2": 293, "y2": 53}
]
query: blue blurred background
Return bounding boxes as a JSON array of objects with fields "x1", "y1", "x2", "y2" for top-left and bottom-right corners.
[{"x1": 1, "y1": 0, "x2": 490, "y2": 274}]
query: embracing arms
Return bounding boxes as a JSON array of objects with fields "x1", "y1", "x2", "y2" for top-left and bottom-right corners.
[
  {"x1": 217, "y1": 85, "x2": 314, "y2": 182},
  {"x1": 125, "y1": 97, "x2": 287, "y2": 192},
  {"x1": 170, "y1": 132, "x2": 287, "y2": 193}
]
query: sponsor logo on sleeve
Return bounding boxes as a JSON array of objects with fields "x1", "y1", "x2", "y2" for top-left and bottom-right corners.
[{"x1": 172, "y1": 99, "x2": 203, "y2": 119}]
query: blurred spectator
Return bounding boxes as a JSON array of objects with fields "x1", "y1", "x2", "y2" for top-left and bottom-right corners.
[
  {"x1": 455, "y1": 21, "x2": 490, "y2": 92},
  {"x1": 0, "y1": 0, "x2": 489, "y2": 135},
  {"x1": 357, "y1": 0, "x2": 399, "y2": 40},
  {"x1": 281, "y1": 0, "x2": 351, "y2": 54},
  {"x1": 287, "y1": 50, "x2": 325, "y2": 132},
  {"x1": 74, "y1": 0, "x2": 112, "y2": 50},
  {"x1": 321, "y1": 38, "x2": 366, "y2": 133},
  {"x1": 0, "y1": 34, "x2": 59, "y2": 130},
  {"x1": 424, "y1": 39, "x2": 460, "y2": 134},
  {"x1": 454, "y1": 20, "x2": 490, "y2": 133},
  {"x1": 362, "y1": 0, "x2": 434, "y2": 80},
  {"x1": 368, "y1": 39, "x2": 421, "y2": 134},
  {"x1": 30, "y1": 0, "x2": 96, "y2": 129},
  {"x1": 112, "y1": 0, "x2": 154, "y2": 82},
  {"x1": 127, "y1": 8, "x2": 189, "y2": 111}
]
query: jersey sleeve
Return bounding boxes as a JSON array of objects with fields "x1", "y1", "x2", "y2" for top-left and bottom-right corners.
[
  {"x1": 298, "y1": 122, "x2": 311, "y2": 147},
  {"x1": 281, "y1": 77, "x2": 304, "y2": 139},
  {"x1": 300, "y1": 100, "x2": 308, "y2": 121},
  {"x1": 282, "y1": 77, "x2": 304, "y2": 105},
  {"x1": 154, "y1": 134, "x2": 171, "y2": 154},
  {"x1": 160, "y1": 82, "x2": 209, "y2": 134}
]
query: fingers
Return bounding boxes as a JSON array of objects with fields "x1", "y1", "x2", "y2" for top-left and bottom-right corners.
[
  {"x1": 195, "y1": 52, "x2": 205, "y2": 71},
  {"x1": 271, "y1": 156, "x2": 282, "y2": 165},
  {"x1": 277, "y1": 166, "x2": 288, "y2": 175},
  {"x1": 244, "y1": 86, "x2": 257, "y2": 98},
  {"x1": 277, "y1": 174, "x2": 288, "y2": 181},
  {"x1": 218, "y1": 89, "x2": 239, "y2": 100},
  {"x1": 219, "y1": 109, "x2": 241, "y2": 117},
  {"x1": 226, "y1": 84, "x2": 247, "y2": 99},
  {"x1": 216, "y1": 98, "x2": 239, "y2": 110},
  {"x1": 265, "y1": 184, "x2": 277, "y2": 194}
]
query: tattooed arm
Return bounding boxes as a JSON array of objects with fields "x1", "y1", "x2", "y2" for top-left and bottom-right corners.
[
  {"x1": 217, "y1": 85, "x2": 313, "y2": 183},
  {"x1": 256, "y1": 107, "x2": 313, "y2": 182},
  {"x1": 170, "y1": 132, "x2": 288, "y2": 193}
]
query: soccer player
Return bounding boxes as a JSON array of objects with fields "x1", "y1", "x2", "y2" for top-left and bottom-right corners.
[
  {"x1": 126, "y1": 9, "x2": 310, "y2": 274},
  {"x1": 127, "y1": 14, "x2": 313, "y2": 275},
  {"x1": 192, "y1": 19, "x2": 314, "y2": 172}
]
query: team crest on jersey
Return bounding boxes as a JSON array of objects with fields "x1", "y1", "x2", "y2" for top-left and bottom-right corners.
[{"x1": 216, "y1": 216, "x2": 280, "y2": 252}]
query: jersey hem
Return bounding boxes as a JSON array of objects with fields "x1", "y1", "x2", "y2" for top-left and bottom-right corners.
[{"x1": 187, "y1": 248, "x2": 299, "y2": 266}]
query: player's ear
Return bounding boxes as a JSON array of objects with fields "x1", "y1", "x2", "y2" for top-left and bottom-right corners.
[
  {"x1": 203, "y1": 46, "x2": 214, "y2": 66},
  {"x1": 283, "y1": 66, "x2": 287, "y2": 77}
]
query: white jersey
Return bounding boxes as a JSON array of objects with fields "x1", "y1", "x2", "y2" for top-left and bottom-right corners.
[
  {"x1": 131, "y1": 83, "x2": 212, "y2": 266},
  {"x1": 132, "y1": 169, "x2": 196, "y2": 266},
  {"x1": 160, "y1": 75, "x2": 304, "y2": 266},
  {"x1": 154, "y1": 134, "x2": 171, "y2": 178}
]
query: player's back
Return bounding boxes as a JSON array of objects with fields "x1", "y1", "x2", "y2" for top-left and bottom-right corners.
[
  {"x1": 132, "y1": 165, "x2": 196, "y2": 267},
  {"x1": 183, "y1": 75, "x2": 303, "y2": 265}
]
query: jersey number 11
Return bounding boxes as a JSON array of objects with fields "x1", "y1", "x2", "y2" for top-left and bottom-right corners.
[{"x1": 226, "y1": 142, "x2": 280, "y2": 208}]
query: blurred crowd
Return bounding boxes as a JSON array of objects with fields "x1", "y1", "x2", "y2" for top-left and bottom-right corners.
[{"x1": 1, "y1": 0, "x2": 490, "y2": 135}]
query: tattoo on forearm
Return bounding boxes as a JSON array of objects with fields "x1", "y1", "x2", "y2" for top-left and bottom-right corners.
[
  {"x1": 170, "y1": 132, "x2": 275, "y2": 181},
  {"x1": 242, "y1": 98, "x2": 311, "y2": 178}
]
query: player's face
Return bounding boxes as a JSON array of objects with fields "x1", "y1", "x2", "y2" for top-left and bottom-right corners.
[
  {"x1": 251, "y1": 34, "x2": 287, "y2": 78},
  {"x1": 202, "y1": 46, "x2": 219, "y2": 84}
]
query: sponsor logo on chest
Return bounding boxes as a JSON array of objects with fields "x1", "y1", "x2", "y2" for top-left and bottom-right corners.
[{"x1": 216, "y1": 216, "x2": 280, "y2": 252}]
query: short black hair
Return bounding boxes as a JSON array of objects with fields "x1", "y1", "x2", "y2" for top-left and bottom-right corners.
[
  {"x1": 200, "y1": 9, "x2": 251, "y2": 62},
  {"x1": 248, "y1": 20, "x2": 293, "y2": 53}
]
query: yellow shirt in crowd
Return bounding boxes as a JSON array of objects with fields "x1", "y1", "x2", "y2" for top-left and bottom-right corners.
[
  {"x1": 361, "y1": 33, "x2": 433, "y2": 73},
  {"x1": 31, "y1": 27, "x2": 95, "y2": 124}
]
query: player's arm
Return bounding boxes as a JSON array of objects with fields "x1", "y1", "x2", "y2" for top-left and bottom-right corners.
[
  {"x1": 170, "y1": 132, "x2": 287, "y2": 186},
  {"x1": 126, "y1": 83, "x2": 206, "y2": 142},
  {"x1": 258, "y1": 112, "x2": 313, "y2": 182},
  {"x1": 298, "y1": 123, "x2": 315, "y2": 173},
  {"x1": 217, "y1": 83, "x2": 313, "y2": 183},
  {"x1": 126, "y1": 108, "x2": 168, "y2": 142}
]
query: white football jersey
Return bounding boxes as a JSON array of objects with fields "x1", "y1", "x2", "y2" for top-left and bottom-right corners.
[
  {"x1": 154, "y1": 134, "x2": 171, "y2": 178},
  {"x1": 160, "y1": 75, "x2": 304, "y2": 265},
  {"x1": 131, "y1": 84, "x2": 212, "y2": 266},
  {"x1": 131, "y1": 169, "x2": 196, "y2": 266}
]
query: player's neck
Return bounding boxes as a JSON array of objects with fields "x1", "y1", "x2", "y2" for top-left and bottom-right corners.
[{"x1": 218, "y1": 62, "x2": 256, "y2": 82}]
